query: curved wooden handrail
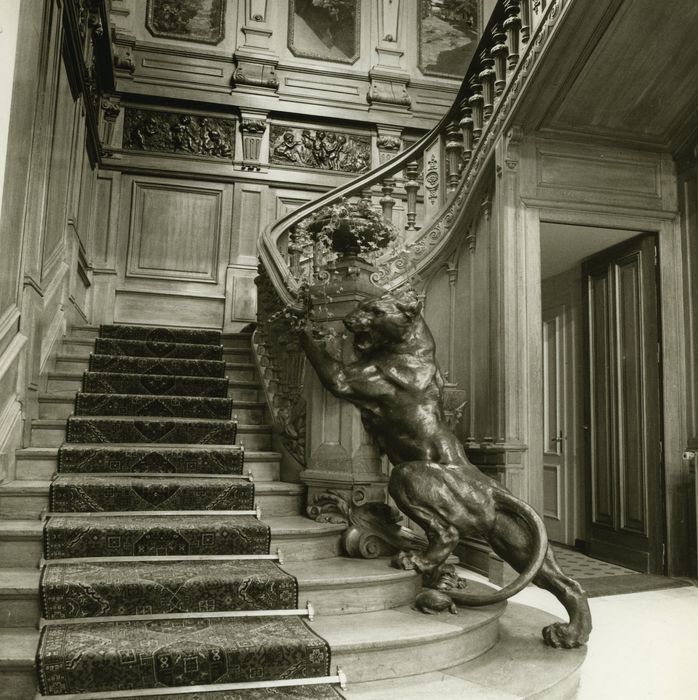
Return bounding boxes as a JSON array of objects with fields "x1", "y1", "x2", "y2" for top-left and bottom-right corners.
[{"x1": 258, "y1": 0, "x2": 566, "y2": 308}]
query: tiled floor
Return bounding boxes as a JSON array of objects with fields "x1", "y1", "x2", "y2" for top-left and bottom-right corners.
[{"x1": 550, "y1": 546, "x2": 634, "y2": 578}]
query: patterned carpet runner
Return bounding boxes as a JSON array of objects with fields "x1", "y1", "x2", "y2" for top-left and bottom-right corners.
[{"x1": 35, "y1": 324, "x2": 343, "y2": 699}]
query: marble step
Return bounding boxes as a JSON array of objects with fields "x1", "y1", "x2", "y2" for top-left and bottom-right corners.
[
  {"x1": 65, "y1": 415, "x2": 238, "y2": 445},
  {"x1": 46, "y1": 371, "x2": 261, "y2": 401},
  {"x1": 99, "y1": 323, "x2": 222, "y2": 346},
  {"x1": 39, "y1": 393, "x2": 264, "y2": 423},
  {"x1": 39, "y1": 394, "x2": 264, "y2": 422},
  {"x1": 0, "y1": 479, "x2": 303, "y2": 519},
  {"x1": 74, "y1": 393, "x2": 234, "y2": 419},
  {"x1": 15, "y1": 447, "x2": 280, "y2": 481},
  {"x1": 29, "y1": 419, "x2": 270, "y2": 448},
  {"x1": 89, "y1": 354, "x2": 228, "y2": 378},
  {"x1": 81, "y1": 371, "x2": 231, "y2": 398},
  {"x1": 0, "y1": 516, "x2": 344, "y2": 567},
  {"x1": 65, "y1": 330, "x2": 251, "y2": 349},
  {"x1": 93, "y1": 337, "x2": 224, "y2": 360},
  {"x1": 341, "y1": 603, "x2": 585, "y2": 700},
  {"x1": 0, "y1": 557, "x2": 419, "y2": 626},
  {"x1": 0, "y1": 592, "x2": 510, "y2": 699}
]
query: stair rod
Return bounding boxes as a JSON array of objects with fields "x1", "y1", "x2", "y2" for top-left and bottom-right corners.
[
  {"x1": 39, "y1": 549, "x2": 284, "y2": 566},
  {"x1": 40, "y1": 602, "x2": 316, "y2": 628},
  {"x1": 33, "y1": 668, "x2": 347, "y2": 700},
  {"x1": 50, "y1": 472, "x2": 254, "y2": 481},
  {"x1": 41, "y1": 507, "x2": 261, "y2": 520}
]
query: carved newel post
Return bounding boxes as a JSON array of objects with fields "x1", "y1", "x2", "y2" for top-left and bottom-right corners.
[{"x1": 302, "y1": 254, "x2": 388, "y2": 525}]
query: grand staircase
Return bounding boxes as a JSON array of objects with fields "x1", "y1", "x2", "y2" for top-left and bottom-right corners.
[{"x1": 0, "y1": 324, "x2": 585, "y2": 699}]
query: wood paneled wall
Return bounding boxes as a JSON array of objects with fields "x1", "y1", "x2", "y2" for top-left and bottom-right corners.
[{"x1": 0, "y1": 0, "x2": 103, "y2": 482}]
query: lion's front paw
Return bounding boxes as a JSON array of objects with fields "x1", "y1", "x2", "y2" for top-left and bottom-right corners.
[{"x1": 542, "y1": 622, "x2": 589, "y2": 649}]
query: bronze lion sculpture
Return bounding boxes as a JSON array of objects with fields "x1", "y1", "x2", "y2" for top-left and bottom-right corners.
[{"x1": 299, "y1": 288, "x2": 591, "y2": 649}]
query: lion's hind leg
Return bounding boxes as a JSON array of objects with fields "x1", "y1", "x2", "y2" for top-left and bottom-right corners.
[{"x1": 489, "y1": 509, "x2": 591, "y2": 648}]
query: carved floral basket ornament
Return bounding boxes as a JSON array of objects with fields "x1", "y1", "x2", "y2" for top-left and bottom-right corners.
[{"x1": 291, "y1": 198, "x2": 398, "y2": 260}]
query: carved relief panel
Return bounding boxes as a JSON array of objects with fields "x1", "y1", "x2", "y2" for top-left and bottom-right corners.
[
  {"x1": 123, "y1": 109, "x2": 235, "y2": 159},
  {"x1": 269, "y1": 125, "x2": 371, "y2": 173}
]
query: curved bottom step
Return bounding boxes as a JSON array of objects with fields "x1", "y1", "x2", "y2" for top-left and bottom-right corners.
[{"x1": 342, "y1": 602, "x2": 586, "y2": 699}]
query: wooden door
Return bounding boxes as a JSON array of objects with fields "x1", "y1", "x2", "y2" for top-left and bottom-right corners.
[
  {"x1": 542, "y1": 301, "x2": 571, "y2": 544},
  {"x1": 582, "y1": 234, "x2": 664, "y2": 573}
]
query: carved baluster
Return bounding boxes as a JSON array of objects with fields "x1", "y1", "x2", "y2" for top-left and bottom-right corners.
[
  {"x1": 491, "y1": 24, "x2": 508, "y2": 97},
  {"x1": 404, "y1": 160, "x2": 420, "y2": 231},
  {"x1": 479, "y1": 49, "x2": 496, "y2": 122},
  {"x1": 360, "y1": 185, "x2": 374, "y2": 204},
  {"x1": 459, "y1": 97, "x2": 474, "y2": 164},
  {"x1": 520, "y1": 0, "x2": 531, "y2": 43},
  {"x1": 468, "y1": 76, "x2": 484, "y2": 144},
  {"x1": 445, "y1": 121, "x2": 462, "y2": 192},
  {"x1": 380, "y1": 178, "x2": 396, "y2": 223},
  {"x1": 503, "y1": 0, "x2": 522, "y2": 70}
]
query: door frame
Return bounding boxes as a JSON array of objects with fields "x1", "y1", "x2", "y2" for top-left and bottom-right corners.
[{"x1": 524, "y1": 202, "x2": 688, "y2": 575}]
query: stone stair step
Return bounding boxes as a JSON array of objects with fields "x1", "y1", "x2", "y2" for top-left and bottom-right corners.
[
  {"x1": 15, "y1": 447, "x2": 279, "y2": 481},
  {"x1": 66, "y1": 325, "x2": 99, "y2": 340},
  {"x1": 94, "y1": 337, "x2": 224, "y2": 360},
  {"x1": 89, "y1": 353, "x2": 227, "y2": 378},
  {"x1": 53, "y1": 353, "x2": 90, "y2": 373},
  {"x1": 0, "y1": 628, "x2": 38, "y2": 700},
  {"x1": 40, "y1": 558, "x2": 298, "y2": 620},
  {"x1": 0, "y1": 601, "x2": 585, "y2": 700},
  {"x1": 49, "y1": 474, "x2": 256, "y2": 513},
  {"x1": 310, "y1": 593, "x2": 504, "y2": 683},
  {"x1": 221, "y1": 332, "x2": 253, "y2": 350},
  {"x1": 0, "y1": 557, "x2": 419, "y2": 627},
  {"x1": 40, "y1": 393, "x2": 234, "y2": 420},
  {"x1": 82, "y1": 371, "x2": 231, "y2": 398},
  {"x1": 61, "y1": 336, "x2": 97, "y2": 356},
  {"x1": 57, "y1": 443, "x2": 245, "y2": 476},
  {"x1": 0, "y1": 516, "x2": 343, "y2": 567},
  {"x1": 75, "y1": 393, "x2": 234, "y2": 420},
  {"x1": 43, "y1": 513, "x2": 270, "y2": 559},
  {"x1": 0, "y1": 478, "x2": 302, "y2": 519},
  {"x1": 35, "y1": 614, "x2": 331, "y2": 696},
  {"x1": 65, "y1": 416, "x2": 238, "y2": 445},
  {"x1": 99, "y1": 324, "x2": 222, "y2": 346},
  {"x1": 47, "y1": 370, "x2": 260, "y2": 400},
  {"x1": 225, "y1": 362, "x2": 257, "y2": 382}
]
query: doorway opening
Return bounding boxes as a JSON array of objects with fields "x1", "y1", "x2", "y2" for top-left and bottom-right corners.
[{"x1": 539, "y1": 222, "x2": 665, "y2": 574}]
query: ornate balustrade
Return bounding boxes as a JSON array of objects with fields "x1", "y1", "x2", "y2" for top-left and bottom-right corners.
[{"x1": 255, "y1": 0, "x2": 568, "y2": 451}]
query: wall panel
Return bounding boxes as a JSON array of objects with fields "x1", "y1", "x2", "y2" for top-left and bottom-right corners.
[{"x1": 127, "y1": 181, "x2": 224, "y2": 282}]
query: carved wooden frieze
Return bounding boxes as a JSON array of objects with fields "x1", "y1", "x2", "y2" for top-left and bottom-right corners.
[
  {"x1": 288, "y1": 0, "x2": 360, "y2": 64},
  {"x1": 123, "y1": 109, "x2": 235, "y2": 159},
  {"x1": 269, "y1": 125, "x2": 370, "y2": 173},
  {"x1": 145, "y1": 0, "x2": 225, "y2": 45},
  {"x1": 418, "y1": 0, "x2": 479, "y2": 77}
]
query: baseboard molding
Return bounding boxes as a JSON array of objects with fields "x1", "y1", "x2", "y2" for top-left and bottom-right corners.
[
  {"x1": 0, "y1": 394, "x2": 23, "y2": 483},
  {"x1": 39, "y1": 304, "x2": 66, "y2": 375}
]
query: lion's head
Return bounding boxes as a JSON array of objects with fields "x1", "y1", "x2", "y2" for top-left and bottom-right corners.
[{"x1": 344, "y1": 289, "x2": 423, "y2": 353}]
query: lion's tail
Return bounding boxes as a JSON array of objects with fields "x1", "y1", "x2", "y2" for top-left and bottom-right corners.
[{"x1": 448, "y1": 489, "x2": 548, "y2": 607}]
